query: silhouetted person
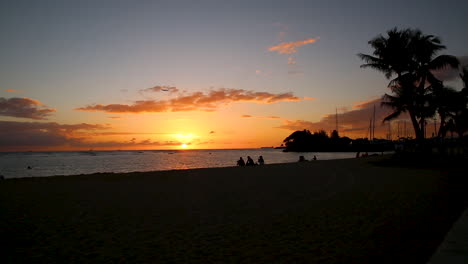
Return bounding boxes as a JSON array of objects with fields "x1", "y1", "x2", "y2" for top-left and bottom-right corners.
[
  {"x1": 313, "y1": 155, "x2": 317, "y2": 160},
  {"x1": 237, "y1": 157, "x2": 245, "y2": 166},
  {"x1": 27, "y1": 166, "x2": 32, "y2": 170},
  {"x1": 246, "y1": 156, "x2": 255, "y2": 166},
  {"x1": 258, "y1": 156, "x2": 265, "y2": 165},
  {"x1": 298, "y1": 156, "x2": 307, "y2": 162}
]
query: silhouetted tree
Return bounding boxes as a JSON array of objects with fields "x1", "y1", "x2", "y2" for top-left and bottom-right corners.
[
  {"x1": 359, "y1": 28, "x2": 459, "y2": 140},
  {"x1": 330, "y1": 130, "x2": 339, "y2": 140}
]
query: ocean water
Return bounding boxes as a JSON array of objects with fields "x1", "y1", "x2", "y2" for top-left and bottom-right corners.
[{"x1": 0, "y1": 149, "x2": 373, "y2": 179}]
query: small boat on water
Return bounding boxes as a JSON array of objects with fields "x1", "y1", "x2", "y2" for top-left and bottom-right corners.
[{"x1": 81, "y1": 149, "x2": 97, "y2": 156}]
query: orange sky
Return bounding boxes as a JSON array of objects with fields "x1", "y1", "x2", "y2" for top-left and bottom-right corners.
[{"x1": 0, "y1": 1, "x2": 466, "y2": 151}]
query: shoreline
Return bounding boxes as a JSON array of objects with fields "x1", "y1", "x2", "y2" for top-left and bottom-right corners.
[
  {"x1": 2, "y1": 156, "x2": 370, "y2": 180},
  {"x1": 1, "y1": 156, "x2": 467, "y2": 263}
]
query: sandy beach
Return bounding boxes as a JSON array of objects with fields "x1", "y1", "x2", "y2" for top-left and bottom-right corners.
[{"x1": 1, "y1": 155, "x2": 467, "y2": 263}]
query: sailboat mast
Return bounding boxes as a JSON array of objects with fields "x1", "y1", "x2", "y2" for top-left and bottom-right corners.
[
  {"x1": 372, "y1": 104, "x2": 376, "y2": 140},
  {"x1": 335, "y1": 107, "x2": 338, "y2": 134}
]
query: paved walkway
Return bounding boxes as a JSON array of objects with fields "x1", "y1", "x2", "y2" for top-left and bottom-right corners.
[{"x1": 428, "y1": 208, "x2": 468, "y2": 263}]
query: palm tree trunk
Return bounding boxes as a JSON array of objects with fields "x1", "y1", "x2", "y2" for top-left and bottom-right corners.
[
  {"x1": 408, "y1": 109, "x2": 423, "y2": 140},
  {"x1": 417, "y1": 73, "x2": 428, "y2": 140},
  {"x1": 437, "y1": 112, "x2": 447, "y2": 138}
]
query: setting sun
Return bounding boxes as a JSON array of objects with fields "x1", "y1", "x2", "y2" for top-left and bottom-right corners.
[{"x1": 181, "y1": 144, "x2": 188, "y2": 148}]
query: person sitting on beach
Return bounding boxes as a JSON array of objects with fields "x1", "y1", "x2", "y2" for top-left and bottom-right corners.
[
  {"x1": 313, "y1": 155, "x2": 317, "y2": 160},
  {"x1": 258, "y1": 156, "x2": 265, "y2": 165},
  {"x1": 246, "y1": 156, "x2": 255, "y2": 166},
  {"x1": 237, "y1": 157, "x2": 245, "y2": 166},
  {"x1": 298, "y1": 155, "x2": 307, "y2": 162}
]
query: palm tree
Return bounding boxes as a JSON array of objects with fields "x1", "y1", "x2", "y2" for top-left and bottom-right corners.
[
  {"x1": 381, "y1": 74, "x2": 428, "y2": 139},
  {"x1": 358, "y1": 28, "x2": 413, "y2": 80},
  {"x1": 461, "y1": 66, "x2": 468, "y2": 94},
  {"x1": 430, "y1": 85, "x2": 459, "y2": 137},
  {"x1": 447, "y1": 66, "x2": 468, "y2": 138},
  {"x1": 358, "y1": 28, "x2": 459, "y2": 140}
]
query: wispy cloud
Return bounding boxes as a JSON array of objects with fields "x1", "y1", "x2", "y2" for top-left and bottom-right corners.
[
  {"x1": 76, "y1": 88, "x2": 302, "y2": 114},
  {"x1": 140, "y1": 85, "x2": 179, "y2": 94},
  {"x1": 241, "y1": 114, "x2": 280, "y2": 119},
  {"x1": 268, "y1": 37, "x2": 319, "y2": 54},
  {"x1": 288, "y1": 57, "x2": 296, "y2": 65},
  {"x1": 4, "y1": 89, "x2": 23, "y2": 93},
  {"x1": 0, "y1": 97, "x2": 56, "y2": 120}
]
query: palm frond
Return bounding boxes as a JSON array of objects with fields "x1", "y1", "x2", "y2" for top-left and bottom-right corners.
[
  {"x1": 429, "y1": 55, "x2": 459, "y2": 70},
  {"x1": 383, "y1": 110, "x2": 403, "y2": 122}
]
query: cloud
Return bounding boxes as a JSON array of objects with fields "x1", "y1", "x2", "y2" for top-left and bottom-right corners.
[
  {"x1": 108, "y1": 116, "x2": 121, "y2": 119},
  {"x1": 0, "y1": 121, "x2": 109, "y2": 148},
  {"x1": 268, "y1": 37, "x2": 319, "y2": 54},
  {"x1": 76, "y1": 88, "x2": 302, "y2": 114},
  {"x1": 276, "y1": 98, "x2": 412, "y2": 138},
  {"x1": 0, "y1": 121, "x2": 184, "y2": 150},
  {"x1": 288, "y1": 57, "x2": 296, "y2": 65},
  {"x1": 141, "y1": 85, "x2": 179, "y2": 93},
  {"x1": 352, "y1": 97, "x2": 381, "y2": 109},
  {"x1": 88, "y1": 132, "x2": 170, "y2": 136},
  {"x1": 209, "y1": 131, "x2": 215, "y2": 134},
  {"x1": 4, "y1": 89, "x2": 23, "y2": 93},
  {"x1": 241, "y1": 114, "x2": 280, "y2": 119},
  {"x1": 0, "y1": 97, "x2": 56, "y2": 120},
  {"x1": 255, "y1": 70, "x2": 269, "y2": 76},
  {"x1": 304, "y1": 96, "x2": 316, "y2": 100}
]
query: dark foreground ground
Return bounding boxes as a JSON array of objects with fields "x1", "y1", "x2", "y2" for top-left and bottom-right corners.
[{"x1": 1, "y1": 155, "x2": 467, "y2": 263}]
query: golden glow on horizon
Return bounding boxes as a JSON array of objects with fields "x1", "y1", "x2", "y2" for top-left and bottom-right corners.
[{"x1": 181, "y1": 143, "x2": 188, "y2": 148}]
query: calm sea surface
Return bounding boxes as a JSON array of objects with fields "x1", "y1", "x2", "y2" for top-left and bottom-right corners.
[{"x1": 0, "y1": 149, "x2": 384, "y2": 179}]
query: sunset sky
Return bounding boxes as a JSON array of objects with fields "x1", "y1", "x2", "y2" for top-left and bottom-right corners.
[{"x1": 1, "y1": 0, "x2": 467, "y2": 151}]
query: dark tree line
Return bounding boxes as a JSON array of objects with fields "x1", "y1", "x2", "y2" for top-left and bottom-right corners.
[{"x1": 282, "y1": 129, "x2": 391, "y2": 152}]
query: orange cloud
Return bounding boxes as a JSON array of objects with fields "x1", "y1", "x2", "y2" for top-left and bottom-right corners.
[
  {"x1": 0, "y1": 121, "x2": 183, "y2": 150},
  {"x1": 288, "y1": 57, "x2": 296, "y2": 65},
  {"x1": 276, "y1": 98, "x2": 412, "y2": 139},
  {"x1": 4, "y1": 89, "x2": 23, "y2": 93},
  {"x1": 268, "y1": 37, "x2": 319, "y2": 54},
  {"x1": 241, "y1": 114, "x2": 280, "y2": 119},
  {"x1": 304, "y1": 96, "x2": 316, "y2": 100},
  {"x1": 352, "y1": 97, "x2": 381, "y2": 109},
  {"x1": 0, "y1": 97, "x2": 56, "y2": 120},
  {"x1": 76, "y1": 88, "x2": 302, "y2": 114}
]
